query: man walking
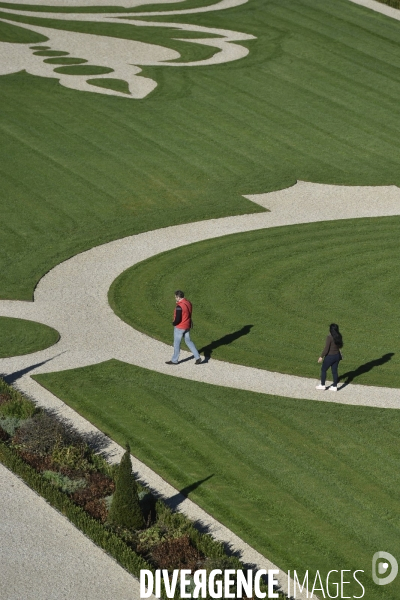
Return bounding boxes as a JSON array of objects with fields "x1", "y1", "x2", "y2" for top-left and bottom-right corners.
[{"x1": 166, "y1": 290, "x2": 202, "y2": 365}]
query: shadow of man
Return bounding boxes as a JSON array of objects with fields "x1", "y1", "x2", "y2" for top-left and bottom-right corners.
[
  {"x1": 339, "y1": 352, "x2": 394, "y2": 388},
  {"x1": 199, "y1": 325, "x2": 253, "y2": 363},
  {"x1": 167, "y1": 474, "x2": 214, "y2": 510}
]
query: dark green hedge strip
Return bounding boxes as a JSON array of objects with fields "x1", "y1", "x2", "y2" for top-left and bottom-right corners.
[{"x1": 0, "y1": 442, "x2": 151, "y2": 578}]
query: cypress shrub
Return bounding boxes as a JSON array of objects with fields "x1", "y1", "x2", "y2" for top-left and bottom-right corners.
[{"x1": 108, "y1": 443, "x2": 144, "y2": 530}]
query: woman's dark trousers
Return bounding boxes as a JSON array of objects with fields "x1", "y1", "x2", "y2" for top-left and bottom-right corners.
[{"x1": 321, "y1": 353, "x2": 341, "y2": 386}]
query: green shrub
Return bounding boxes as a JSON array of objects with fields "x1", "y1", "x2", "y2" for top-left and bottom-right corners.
[
  {"x1": 43, "y1": 470, "x2": 86, "y2": 494},
  {"x1": 108, "y1": 443, "x2": 144, "y2": 530},
  {"x1": 51, "y1": 442, "x2": 91, "y2": 471},
  {"x1": 89, "y1": 451, "x2": 118, "y2": 480},
  {"x1": 0, "y1": 397, "x2": 36, "y2": 419},
  {"x1": 0, "y1": 392, "x2": 12, "y2": 406},
  {"x1": 137, "y1": 523, "x2": 168, "y2": 549}
]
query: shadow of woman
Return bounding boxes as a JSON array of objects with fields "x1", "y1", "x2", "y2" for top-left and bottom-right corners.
[
  {"x1": 339, "y1": 352, "x2": 394, "y2": 388},
  {"x1": 199, "y1": 324, "x2": 253, "y2": 363}
]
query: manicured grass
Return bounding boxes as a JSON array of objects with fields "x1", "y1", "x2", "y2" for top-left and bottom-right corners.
[
  {"x1": 33, "y1": 50, "x2": 69, "y2": 56},
  {"x1": 0, "y1": 317, "x2": 59, "y2": 358},
  {"x1": 53, "y1": 65, "x2": 113, "y2": 76},
  {"x1": 2, "y1": 0, "x2": 400, "y2": 303},
  {"x1": 35, "y1": 359, "x2": 400, "y2": 599},
  {"x1": 110, "y1": 216, "x2": 400, "y2": 388},
  {"x1": 44, "y1": 57, "x2": 87, "y2": 65}
]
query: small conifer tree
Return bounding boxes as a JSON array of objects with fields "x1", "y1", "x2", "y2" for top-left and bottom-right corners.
[{"x1": 108, "y1": 443, "x2": 144, "y2": 530}]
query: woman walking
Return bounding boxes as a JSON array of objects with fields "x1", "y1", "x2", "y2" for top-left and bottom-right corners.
[{"x1": 316, "y1": 323, "x2": 343, "y2": 391}]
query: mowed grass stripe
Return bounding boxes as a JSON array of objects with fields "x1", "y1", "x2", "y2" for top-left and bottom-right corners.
[{"x1": 35, "y1": 360, "x2": 400, "y2": 599}]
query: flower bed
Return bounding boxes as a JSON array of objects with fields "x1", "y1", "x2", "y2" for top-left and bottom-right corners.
[{"x1": 0, "y1": 378, "x2": 283, "y2": 599}]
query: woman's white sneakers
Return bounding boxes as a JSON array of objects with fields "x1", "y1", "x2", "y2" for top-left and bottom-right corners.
[{"x1": 316, "y1": 384, "x2": 338, "y2": 391}]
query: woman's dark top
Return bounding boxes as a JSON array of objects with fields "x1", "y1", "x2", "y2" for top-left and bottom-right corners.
[{"x1": 321, "y1": 334, "x2": 340, "y2": 357}]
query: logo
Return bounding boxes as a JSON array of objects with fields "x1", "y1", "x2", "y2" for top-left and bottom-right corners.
[{"x1": 372, "y1": 552, "x2": 398, "y2": 586}]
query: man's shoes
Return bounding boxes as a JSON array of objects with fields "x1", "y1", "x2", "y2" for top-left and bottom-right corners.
[
  {"x1": 315, "y1": 384, "x2": 326, "y2": 390},
  {"x1": 329, "y1": 386, "x2": 338, "y2": 392},
  {"x1": 195, "y1": 358, "x2": 202, "y2": 365},
  {"x1": 165, "y1": 361, "x2": 178, "y2": 365}
]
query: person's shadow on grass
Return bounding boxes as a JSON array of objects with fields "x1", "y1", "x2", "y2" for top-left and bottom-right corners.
[
  {"x1": 199, "y1": 324, "x2": 253, "y2": 363},
  {"x1": 339, "y1": 352, "x2": 394, "y2": 388},
  {"x1": 167, "y1": 474, "x2": 214, "y2": 510}
]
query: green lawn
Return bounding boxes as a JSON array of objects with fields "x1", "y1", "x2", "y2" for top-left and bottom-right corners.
[
  {"x1": 35, "y1": 359, "x2": 400, "y2": 600},
  {"x1": 2, "y1": 0, "x2": 400, "y2": 301},
  {"x1": 0, "y1": 316, "x2": 59, "y2": 358},
  {"x1": 110, "y1": 216, "x2": 400, "y2": 387}
]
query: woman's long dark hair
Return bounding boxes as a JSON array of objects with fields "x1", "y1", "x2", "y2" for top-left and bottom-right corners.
[{"x1": 330, "y1": 323, "x2": 343, "y2": 348}]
